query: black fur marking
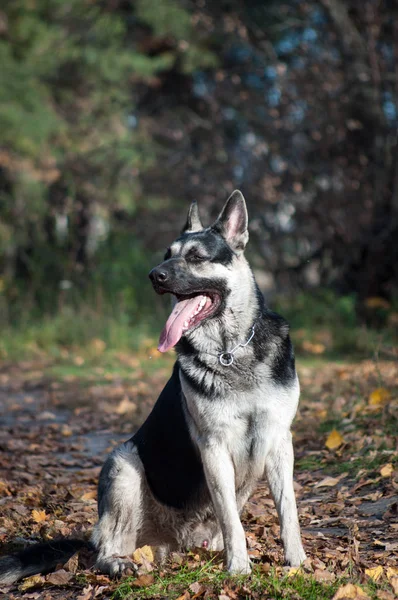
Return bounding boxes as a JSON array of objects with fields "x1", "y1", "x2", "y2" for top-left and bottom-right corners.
[
  {"x1": 251, "y1": 286, "x2": 296, "y2": 387},
  {"x1": 180, "y1": 356, "x2": 219, "y2": 399},
  {"x1": 246, "y1": 414, "x2": 256, "y2": 460},
  {"x1": 176, "y1": 230, "x2": 234, "y2": 266},
  {"x1": 132, "y1": 363, "x2": 209, "y2": 510},
  {"x1": 178, "y1": 363, "x2": 206, "y2": 397},
  {"x1": 176, "y1": 337, "x2": 196, "y2": 356}
]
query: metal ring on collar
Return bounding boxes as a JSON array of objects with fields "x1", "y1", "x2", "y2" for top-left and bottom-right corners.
[{"x1": 219, "y1": 352, "x2": 234, "y2": 366}]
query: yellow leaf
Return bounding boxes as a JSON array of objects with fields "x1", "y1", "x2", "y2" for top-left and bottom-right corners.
[
  {"x1": 31, "y1": 509, "x2": 47, "y2": 523},
  {"x1": 380, "y1": 463, "x2": 394, "y2": 478},
  {"x1": 315, "y1": 476, "x2": 340, "y2": 488},
  {"x1": 369, "y1": 388, "x2": 391, "y2": 406},
  {"x1": 365, "y1": 566, "x2": 384, "y2": 582},
  {"x1": 19, "y1": 574, "x2": 45, "y2": 591},
  {"x1": 325, "y1": 429, "x2": 344, "y2": 450},
  {"x1": 287, "y1": 566, "x2": 301, "y2": 577},
  {"x1": 332, "y1": 583, "x2": 370, "y2": 599},
  {"x1": 61, "y1": 424, "x2": 73, "y2": 437},
  {"x1": 132, "y1": 545, "x2": 154, "y2": 564}
]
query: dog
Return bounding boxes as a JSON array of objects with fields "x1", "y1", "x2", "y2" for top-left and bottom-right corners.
[{"x1": 0, "y1": 191, "x2": 306, "y2": 584}]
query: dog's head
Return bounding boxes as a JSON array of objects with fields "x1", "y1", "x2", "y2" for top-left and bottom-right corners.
[{"x1": 149, "y1": 190, "x2": 250, "y2": 352}]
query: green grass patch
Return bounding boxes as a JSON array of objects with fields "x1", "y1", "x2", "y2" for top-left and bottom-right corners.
[
  {"x1": 295, "y1": 456, "x2": 325, "y2": 472},
  {"x1": 275, "y1": 290, "x2": 397, "y2": 358},
  {"x1": 0, "y1": 289, "x2": 396, "y2": 362},
  {"x1": 112, "y1": 564, "x2": 389, "y2": 600},
  {"x1": 330, "y1": 452, "x2": 397, "y2": 478}
]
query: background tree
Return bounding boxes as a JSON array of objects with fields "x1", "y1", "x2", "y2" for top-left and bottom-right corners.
[{"x1": 0, "y1": 0, "x2": 397, "y2": 332}]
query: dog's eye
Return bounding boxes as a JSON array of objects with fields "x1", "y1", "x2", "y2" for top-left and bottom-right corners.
[
  {"x1": 164, "y1": 248, "x2": 171, "y2": 260},
  {"x1": 189, "y1": 253, "x2": 207, "y2": 262}
]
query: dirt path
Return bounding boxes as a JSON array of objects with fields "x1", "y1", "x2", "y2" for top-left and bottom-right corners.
[{"x1": 0, "y1": 356, "x2": 397, "y2": 599}]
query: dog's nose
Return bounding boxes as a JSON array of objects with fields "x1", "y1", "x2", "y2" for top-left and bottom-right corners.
[{"x1": 149, "y1": 267, "x2": 168, "y2": 284}]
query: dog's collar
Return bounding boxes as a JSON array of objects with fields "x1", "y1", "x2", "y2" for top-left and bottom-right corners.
[{"x1": 218, "y1": 323, "x2": 256, "y2": 367}]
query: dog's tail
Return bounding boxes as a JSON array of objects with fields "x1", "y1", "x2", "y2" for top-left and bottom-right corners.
[{"x1": 0, "y1": 539, "x2": 87, "y2": 585}]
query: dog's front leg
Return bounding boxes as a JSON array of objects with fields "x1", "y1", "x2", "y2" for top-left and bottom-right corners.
[
  {"x1": 264, "y1": 429, "x2": 306, "y2": 566},
  {"x1": 200, "y1": 442, "x2": 251, "y2": 574}
]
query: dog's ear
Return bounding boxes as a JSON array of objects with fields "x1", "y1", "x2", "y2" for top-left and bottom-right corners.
[
  {"x1": 212, "y1": 190, "x2": 249, "y2": 251},
  {"x1": 182, "y1": 200, "x2": 203, "y2": 233}
]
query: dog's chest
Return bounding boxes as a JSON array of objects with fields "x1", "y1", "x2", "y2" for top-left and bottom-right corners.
[{"x1": 182, "y1": 375, "x2": 281, "y2": 485}]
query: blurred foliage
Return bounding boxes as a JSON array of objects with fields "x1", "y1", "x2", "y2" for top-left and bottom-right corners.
[
  {"x1": 274, "y1": 290, "x2": 398, "y2": 358},
  {"x1": 0, "y1": 0, "x2": 397, "y2": 352},
  {"x1": 0, "y1": 0, "x2": 216, "y2": 320}
]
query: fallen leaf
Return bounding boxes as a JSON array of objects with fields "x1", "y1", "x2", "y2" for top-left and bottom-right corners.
[
  {"x1": 176, "y1": 593, "x2": 190, "y2": 600},
  {"x1": 380, "y1": 463, "x2": 394, "y2": 477},
  {"x1": 189, "y1": 581, "x2": 205, "y2": 597},
  {"x1": 332, "y1": 583, "x2": 370, "y2": 599},
  {"x1": 369, "y1": 388, "x2": 391, "y2": 406},
  {"x1": 389, "y1": 577, "x2": 398, "y2": 595},
  {"x1": 77, "y1": 584, "x2": 94, "y2": 600},
  {"x1": 46, "y1": 569, "x2": 72, "y2": 585},
  {"x1": 85, "y1": 573, "x2": 111, "y2": 585},
  {"x1": 325, "y1": 429, "x2": 344, "y2": 450},
  {"x1": 132, "y1": 545, "x2": 154, "y2": 563},
  {"x1": 0, "y1": 480, "x2": 11, "y2": 496},
  {"x1": 365, "y1": 566, "x2": 384, "y2": 582},
  {"x1": 64, "y1": 552, "x2": 79, "y2": 573},
  {"x1": 286, "y1": 566, "x2": 301, "y2": 577},
  {"x1": 386, "y1": 567, "x2": 398, "y2": 580},
  {"x1": 19, "y1": 575, "x2": 45, "y2": 592},
  {"x1": 315, "y1": 476, "x2": 340, "y2": 488},
  {"x1": 61, "y1": 424, "x2": 73, "y2": 437},
  {"x1": 376, "y1": 590, "x2": 395, "y2": 600},
  {"x1": 314, "y1": 569, "x2": 336, "y2": 582},
  {"x1": 132, "y1": 574, "x2": 155, "y2": 587},
  {"x1": 115, "y1": 396, "x2": 137, "y2": 415},
  {"x1": 31, "y1": 509, "x2": 47, "y2": 523},
  {"x1": 81, "y1": 490, "x2": 97, "y2": 501}
]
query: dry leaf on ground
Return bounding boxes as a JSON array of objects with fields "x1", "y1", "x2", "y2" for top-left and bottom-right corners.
[
  {"x1": 365, "y1": 566, "x2": 384, "y2": 582},
  {"x1": 325, "y1": 429, "x2": 344, "y2": 450},
  {"x1": 332, "y1": 583, "x2": 370, "y2": 599},
  {"x1": 31, "y1": 509, "x2": 47, "y2": 523},
  {"x1": 132, "y1": 573, "x2": 155, "y2": 587}
]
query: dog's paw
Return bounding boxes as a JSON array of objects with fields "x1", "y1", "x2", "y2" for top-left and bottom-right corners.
[
  {"x1": 227, "y1": 556, "x2": 251, "y2": 575},
  {"x1": 95, "y1": 556, "x2": 138, "y2": 578},
  {"x1": 285, "y1": 546, "x2": 307, "y2": 567}
]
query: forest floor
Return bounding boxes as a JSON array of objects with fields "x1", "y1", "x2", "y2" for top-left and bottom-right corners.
[{"x1": 0, "y1": 345, "x2": 397, "y2": 600}]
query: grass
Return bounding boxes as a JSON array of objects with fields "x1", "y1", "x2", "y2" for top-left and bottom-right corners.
[
  {"x1": 111, "y1": 561, "x2": 390, "y2": 600},
  {"x1": 112, "y1": 565, "x2": 340, "y2": 600},
  {"x1": 0, "y1": 289, "x2": 396, "y2": 363},
  {"x1": 296, "y1": 450, "x2": 397, "y2": 479}
]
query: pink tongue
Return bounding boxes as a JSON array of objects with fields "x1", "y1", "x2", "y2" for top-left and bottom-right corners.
[{"x1": 158, "y1": 295, "x2": 206, "y2": 352}]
